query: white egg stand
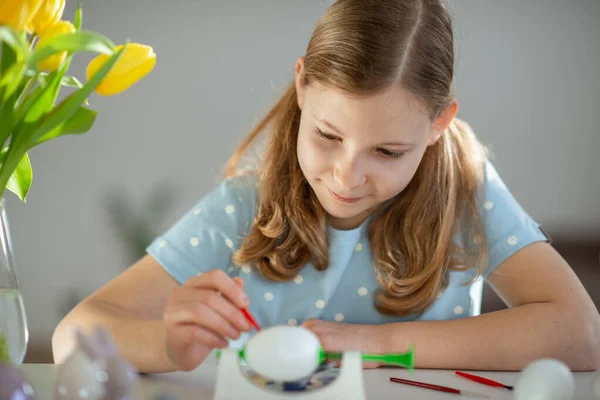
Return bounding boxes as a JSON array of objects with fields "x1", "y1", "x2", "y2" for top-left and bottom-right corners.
[{"x1": 214, "y1": 348, "x2": 366, "y2": 400}]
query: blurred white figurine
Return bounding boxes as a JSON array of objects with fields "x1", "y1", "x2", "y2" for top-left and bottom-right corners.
[{"x1": 55, "y1": 326, "x2": 138, "y2": 400}]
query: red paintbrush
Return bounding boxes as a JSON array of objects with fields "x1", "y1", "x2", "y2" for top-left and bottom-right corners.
[
  {"x1": 455, "y1": 371, "x2": 513, "y2": 390},
  {"x1": 241, "y1": 308, "x2": 261, "y2": 331},
  {"x1": 390, "y1": 377, "x2": 489, "y2": 399}
]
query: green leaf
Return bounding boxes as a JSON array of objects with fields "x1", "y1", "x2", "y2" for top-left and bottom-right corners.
[
  {"x1": 0, "y1": 26, "x2": 30, "y2": 66},
  {"x1": 28, "y1": 31, "x2": 116, "y2": 69},
  {"x1": 1, "y1": 42, "x2": 17, "y2": 74},
  {"x1": 0, "y1": 61, "x2": 27, "y2": 101},
  {"x1": 5, "y1": 152, "x2": 32, "y2": 202},
  {"x1": 61, "y1": 75, "x2": 84, "y2": 88},
  {"x1": 34, "y1": 106, "x2": 97, "y2": 146},
  {"x1": 35, "y1": 73, "x2": 88, "y2": 104},
  {"x1": 14, "y1": 82, "x2": 48, "y2": 123},
  {"x1": 74, "y1": 3, "x2": 83, "y2": 31},
  {"x1": 18, "y1": 57, "x2": 76, "y2": 127},
  {"x1": 37, "y1": 72, "x2": 85, "y2": 89}
]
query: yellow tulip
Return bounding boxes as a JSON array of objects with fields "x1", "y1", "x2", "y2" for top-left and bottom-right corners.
[
  {"x1": 0, "y1": 0, "x2": 43, "y2": 32},
  {"x1": 86, "y1": 43, "x2": 156, "y2": 96},
  {"x1": 36, "y1": 20, "x2": 75, "y2": 71},
  {"x1": 28, "y1": 0, "x2": 65, "y2": 35}
]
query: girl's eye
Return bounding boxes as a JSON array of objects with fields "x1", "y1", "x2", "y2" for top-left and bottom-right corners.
[
  {"x1": 314, "y1": 128, "x2": 339, "y2": 142},
  {"x1": 378, "y1": 148, "x2": 403, "y2": 159}
]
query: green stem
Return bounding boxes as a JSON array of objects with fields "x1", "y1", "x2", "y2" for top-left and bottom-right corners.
[
  {"x1": 15, "y1": 77, "x2": 36, "y2": 109},
  {"x1": 0, "y1": 332, "x2": 10, "y2": 363}
]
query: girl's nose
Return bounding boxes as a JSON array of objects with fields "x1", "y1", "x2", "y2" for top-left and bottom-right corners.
[{"x1": 333, "y1": 158, "x2": 366, "y2": 191}]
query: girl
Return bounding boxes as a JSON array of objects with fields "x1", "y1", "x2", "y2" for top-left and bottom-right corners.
[{"x1": 52, "y1": 0, "x2": 600, "y2": 373}]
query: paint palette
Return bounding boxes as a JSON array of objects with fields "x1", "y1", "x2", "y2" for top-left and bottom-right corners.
[{"x1": 241, "y1": 360, "x2": 341, "y2": 393}]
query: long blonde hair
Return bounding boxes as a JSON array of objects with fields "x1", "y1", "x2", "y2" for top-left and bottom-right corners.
[{"x1": 225, "y1": 0, "x2": 488, "y2": 316}]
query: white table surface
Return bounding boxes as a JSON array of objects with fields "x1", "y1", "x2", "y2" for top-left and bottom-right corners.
[{"x1": 18, "y1": 355, "x2": 599, "y2": 400}]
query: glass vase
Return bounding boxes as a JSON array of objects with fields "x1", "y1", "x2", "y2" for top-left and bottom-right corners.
[{"x1": 0, "y1": 198, "x2": 29, "y2": 364}]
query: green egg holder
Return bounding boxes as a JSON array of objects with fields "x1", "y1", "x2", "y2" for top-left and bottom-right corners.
[{"x1": 216, "y1": 344, "x2": 415, "y2": 370}]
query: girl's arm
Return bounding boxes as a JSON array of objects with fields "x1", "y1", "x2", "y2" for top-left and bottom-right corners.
[
  {"x1": 52, "y1": 255, "x2": 183, "y2": 373},
  {"x1": 304, "y1": 242, "x2": 600, "y2": 371}
]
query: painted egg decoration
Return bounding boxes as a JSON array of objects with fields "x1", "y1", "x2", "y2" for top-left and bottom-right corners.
[
  {"x1": 514, "y1": 358, "x2": 574, "y2": 400},
  {"x1": 244, "y1": 325, "x2": 322, "y2": 382}
]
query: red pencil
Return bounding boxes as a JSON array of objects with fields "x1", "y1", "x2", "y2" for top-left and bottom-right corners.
[
  {"x1": 390, "y1": 377, "x2": 489, "y2": 399},
  {"x1": 455, "y1": 371, "x2": 513, "y2": 390},
  {"x1": 241, "y1": 308, "x2": 261, "y2": 331}
]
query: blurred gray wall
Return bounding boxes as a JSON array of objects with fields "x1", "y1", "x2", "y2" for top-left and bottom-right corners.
[{"x1": 5, "y1": 1, "x2": 599, "y2": 353}]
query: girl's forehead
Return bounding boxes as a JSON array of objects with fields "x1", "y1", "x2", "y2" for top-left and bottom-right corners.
[{"x1": 306, "y1": 84, "x2": 431, "y2": 138}]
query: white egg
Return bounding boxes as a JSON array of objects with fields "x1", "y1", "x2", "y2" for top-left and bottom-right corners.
[
  {"x1": 514, "y1": 358, "x2": 574, "y2": 400},
  {"x1": 592, "y1": 369, "x2": 600, "y2": 398},
  {"x1": 244, "y1": 325, "x2": 322, "y2": 381}
]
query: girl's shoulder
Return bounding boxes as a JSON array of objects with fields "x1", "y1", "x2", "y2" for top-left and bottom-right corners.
[
  {"x1": 474, "y1": 158, "x2": 549, "y2": 279},
  {"x1": 197, "y1": 172, "x2": 260, "y2": 220},
  {"x1": 145, "y1": 172, "x2": 260, "y2": 284}
]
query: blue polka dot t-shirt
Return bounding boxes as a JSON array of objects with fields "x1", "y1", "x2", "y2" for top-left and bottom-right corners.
[{"x1": 147, "y1": 159, "x2": 548, "y2": 328}]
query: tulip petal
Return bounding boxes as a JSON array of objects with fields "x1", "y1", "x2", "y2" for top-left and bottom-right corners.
[
  {"x1": 0, "y1": 0, "x2": 43, "y2": 32},
  {"x1": 29, "y1": 0, "x2": 65, "y2": 35},
  {"x1": 87, "y1": 43, "x2": 156, "y2": 96},
  {"x1": 36, "y1": 21, "x2": 75, "y2": 71}
]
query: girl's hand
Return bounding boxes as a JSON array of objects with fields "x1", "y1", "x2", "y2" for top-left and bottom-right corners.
[
  {"x1": 163, "y1": 270, "x2": 251, "y2": 371},
  {"x1": 302, "y1": 318, "x2": 383, "y2": 369}
]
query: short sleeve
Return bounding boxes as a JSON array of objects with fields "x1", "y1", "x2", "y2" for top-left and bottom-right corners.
[
  {"x1": 479, "y1": 160, "x2": 549, "y2": 279},
  {"x1": 146, "y1": 174, "x2": 258, "y2": 284}
]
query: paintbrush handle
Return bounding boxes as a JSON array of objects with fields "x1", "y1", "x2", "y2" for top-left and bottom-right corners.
[
  {"x1": 390, "y1": 378, "x2": 488, "y2": 399},
  {"x1": 456, "y1": 371, "x2": 513, "y2": 390}
]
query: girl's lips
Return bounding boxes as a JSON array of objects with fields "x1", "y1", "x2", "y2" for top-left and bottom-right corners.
[{"x1": 328, "y1": 189, "x2": 363, "y2": 204}]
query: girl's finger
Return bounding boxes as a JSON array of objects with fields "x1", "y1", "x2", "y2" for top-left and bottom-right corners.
[
  {"x1": 169, "y1": 301, "x2": 242, "y2": 340},
  {"x1": 186, "y1": 269, "x2": 249, "y2": 309},
  {"x1": 170, "y1": 288, "x2": 250, "y2": 331}
]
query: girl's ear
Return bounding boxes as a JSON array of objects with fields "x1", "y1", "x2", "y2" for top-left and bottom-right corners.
[
  {"x1": 428, "y1": 100, "x2": 458, "y2": 146},
  {"x1": 295, "y1": 57, "x2": 306, "y2": 110}
]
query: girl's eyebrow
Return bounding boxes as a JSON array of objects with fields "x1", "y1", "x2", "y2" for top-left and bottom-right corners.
[{"x1": 315, "y1": 117, "x2": 417, "y2": 148}]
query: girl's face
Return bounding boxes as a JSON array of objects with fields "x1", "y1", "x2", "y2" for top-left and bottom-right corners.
[{"x1": 295, "y1": 59, "x2": 455, "y2": 230}]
